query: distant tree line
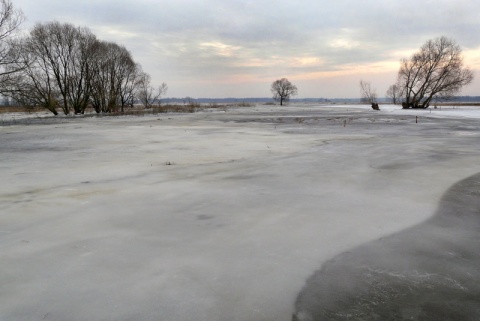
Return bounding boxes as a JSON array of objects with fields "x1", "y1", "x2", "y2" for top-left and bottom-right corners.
[{"x1": 0, "y1": 1, "x2": 166, "y2": 115}]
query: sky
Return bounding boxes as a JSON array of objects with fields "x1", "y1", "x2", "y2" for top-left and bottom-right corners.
[{"x1": 12, "y1": 0, "x2": 480, "y2": 98}]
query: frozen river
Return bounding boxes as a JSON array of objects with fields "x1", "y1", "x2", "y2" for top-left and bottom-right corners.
[{"x1": 1, "y1": 104, "x2": 480, "y2": 320}]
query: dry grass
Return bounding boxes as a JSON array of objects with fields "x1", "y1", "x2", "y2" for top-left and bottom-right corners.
[
  {"x1": 152, "y1": 102, "x2": 254, "y2": 114},
  {"x1": 0, "y1": 102, "x2": 255, "y2": 117},
  {"x1": 0, "y1": 106, "x2": 45, "y2": 113},
  {"x1": 152, "y1": 104, "x2": 207, "y2": 114}
]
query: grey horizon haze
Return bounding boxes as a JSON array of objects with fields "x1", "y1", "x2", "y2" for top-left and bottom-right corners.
[{"x1": 13, "y1": 0, "x2": 480, "y2": 98}]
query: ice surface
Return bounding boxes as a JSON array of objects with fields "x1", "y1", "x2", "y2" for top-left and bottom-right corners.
[
  {"x1": 292, "y1": 172, "x2": 480, "y2": 320},
  {"x1": 1, "y1": 104, "x2": 480, "y2": 320}
]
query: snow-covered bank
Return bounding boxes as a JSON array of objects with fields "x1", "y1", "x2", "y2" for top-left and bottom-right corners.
[
  {"x1": 342, "y1": 103, "x2": 480, "y2": 119},
  {"x1": 1, "y1": 105, "x2": 480, "y2": 320}
]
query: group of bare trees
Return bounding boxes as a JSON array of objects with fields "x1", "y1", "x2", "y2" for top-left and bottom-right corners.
[
  {"x1": 384, "y1": 36, "x2": 473, "y2": 109},
  {"x1": 361, "y1": 37, "x2": 473, "y2": 110},
  {"x1": 277, "y1": 38, "x2": 473, "y2": 110},
  {"x1": 0, "y1": 1, "x2": 167, "y2": 115},
  {"x1": 396, "y1": 37, "x2": 473, "y2": 108}
]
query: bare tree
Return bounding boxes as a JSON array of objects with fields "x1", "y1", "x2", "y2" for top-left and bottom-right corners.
[
  {"x1": 4, "y1": 19, "x2": 148, "y2": 115},
  {"x1": 108, "y1": 43, "x2": 137, "y2": 112},
  {"x1": 136, "y1": 71, "x2": 168, "y2": 108},
  {"x1": 0, "y1": 0, "x2": 25, "y2": 93},
  {"x1": 386, "y1": 83, "x2": 402, "y2": 105},
  {"x1": 7, "y1": 22, "x2": 99, "y2": 114},
  {"x1": 359, "y1": 80, "x2": 379, "y2": 110},
  {"x1": 155, "y1": 82, "x2": 168, "y2": 106},
  {"x1": 89, "y1": 41, "x2": 137, "y2": 113},
  {"x1": 397, "y1": 36, "x2": 473, "y2": 109},
  {"x1": 271, "y1": 78, "x2": 297, "y2": 106},
  {"x1": 66, "y1": 27, "x2": 97, "y2": 114},
  {"x1": 136, "y1": 71, "x2": 150, "y2": 108},
  {"x1": 0, "y1": 0, "x2": 23, "y2": 41},
  {"x1": 21, "y1": 22, "x2": 99, "y2": 114},
  {"x1": 118, "y1": 62, "x2": 141, "y2": 112},
  {"x1": 6, "y1": 38, "x2": 60, "y2": 114},
  {"x1": 28, "y1": 22, "x2": 71, "y2": 114}
]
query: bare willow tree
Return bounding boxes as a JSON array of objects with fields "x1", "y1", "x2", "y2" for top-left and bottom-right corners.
[
  {"x1": 119, "y1": 63, "x2": 141, "y2": 111},
  {"x1": 89, "y1": 41, "x2": 137, "y2": 113},
  {"x1": 386, "y1": 83, "x2": 402, "y2": 105},
  {"x1": 66, "y1": 27, "x2": 97, "y2": 114},
  {"x1": 6, "y1": 22, "x2": 98, "y2": 114},
  {"x1": 6, "y1": 19, "x2": 151, "y2": 115},
  {"x1": 271, "y1": 78, "x2": 297, "y2": 106},
  {"x1": 398, "y1": 36, "x2": 473, "y2": 109},
  {"x1": 136, "y1": 71, "x2": 168, "y2": 108},
  {"x1": 359, "y1": 80, "x2": 379, "y2": 110},
  {"x1": 21, "y1": 22, "x2": 99, "y2": 114},
  {"x1": 0, "y1": 0, "x2": 25, "y2": 94},
  {"x1": 5, "y1": 38, "x2": 60, "y2": 114}
]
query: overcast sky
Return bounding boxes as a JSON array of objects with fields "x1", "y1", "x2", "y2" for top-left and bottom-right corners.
[{"x1": 13, "y1": 0, "x2": 480, "y2": 98}]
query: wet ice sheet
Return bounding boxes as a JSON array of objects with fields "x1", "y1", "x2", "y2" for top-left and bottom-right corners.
[
  {"x1": 293, "y1": 173, "x2": 480, "y2": 320},
  {"x1": 1, "y1": 105, "x2": 480, "y2": 320}
]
